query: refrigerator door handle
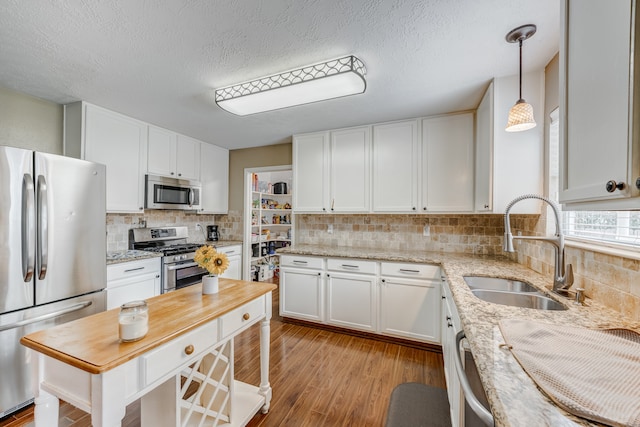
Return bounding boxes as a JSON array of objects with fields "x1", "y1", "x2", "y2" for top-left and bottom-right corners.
[
  {"x1": 0, "y1": 301, "x2": 92, "y2": 333},
  {"x1": 22, "y1": 174, "x2": 36, "y2": 282},
  {"x1": 36, "y1": 175, "x2": 48, "y2": 280}
]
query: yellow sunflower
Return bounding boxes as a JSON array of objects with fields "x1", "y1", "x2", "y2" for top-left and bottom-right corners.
[{"x1": 194, "y1": 245, "x2": 229, "y2": 276}]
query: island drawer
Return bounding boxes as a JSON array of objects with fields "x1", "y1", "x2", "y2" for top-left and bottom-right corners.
[
  {"x1": 141, "y1": 320, "x2": 218, "y2": 386},
  {"x1": 220, "y1": 296, "x2": 266, "y2": 339},
  {"x1": 380, "y1": 262, "x2": 440, "y2": 280}
]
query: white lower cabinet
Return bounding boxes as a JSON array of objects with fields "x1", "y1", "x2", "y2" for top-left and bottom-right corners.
[
  {"x1": 326, "y1": 259, "x2": 377, "y2": 332},
  {"x1": 106, "y1": 257, "x2": 161, "y2": 310},
  {"x1": 279, "y1": 256, "x2": 442, "y2": 344},
  {"x1": 279, "y1": 255, "x2": 325, "y2": 322},
  {"x1": 218, "y1": 245, "x2": 242, "y2": 280},
  {"x1": 379, "y1": 262, "x2": 441, "y2": 343},
  {"x1": 441, "y1": 277, "x2": 464, "y2": 427}
]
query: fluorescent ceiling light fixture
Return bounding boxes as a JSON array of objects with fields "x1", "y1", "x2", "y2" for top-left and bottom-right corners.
[
  {"x1": 215, "y1": 55, "x2": 367, "y2": 116},
  {"x1": 505, "y1": 24, "x2": 537, "y2": 132}
]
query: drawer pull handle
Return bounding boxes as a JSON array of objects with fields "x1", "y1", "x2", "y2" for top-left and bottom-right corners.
[
  {"x1": 399, "y1": 269, "x2": 420, "y2": 274},
  {"x1": 293, "y1": 260, "x2": 308, "y2": 264},
  {"x1": 243, "y1": 313, "x2": 250, "y2": 321},
  {"x1": 341, "y1": 264, "x2": 359, "y2": 269},
  {"x1": 124, "y1": 267, "x2": 145, "y2": 273},
  {"x1": 184, "y1": 345, "x2": 194, "y2": 355}
]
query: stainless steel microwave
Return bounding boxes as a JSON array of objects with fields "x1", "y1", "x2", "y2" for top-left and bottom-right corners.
[{"x1": 145, "y1": 174, "x2": 201, "y2": 210}]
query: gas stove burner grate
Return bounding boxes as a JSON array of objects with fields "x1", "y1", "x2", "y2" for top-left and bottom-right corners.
[{"x1": 138, "y1": 243, "x2": 201, "y2": 256}]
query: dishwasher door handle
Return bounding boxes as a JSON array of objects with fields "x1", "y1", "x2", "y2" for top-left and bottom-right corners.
[{"x1": 454, "y1": 330, "x2": 494, "y2": 427}]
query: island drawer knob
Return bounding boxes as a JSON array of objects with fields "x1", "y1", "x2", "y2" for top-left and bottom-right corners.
[
  {"x1": 243, "y1": 313, "x2": 250, "y2": 321},
  {"x1": 184, "y1": 344, "x2": 194, "y2": 355}
]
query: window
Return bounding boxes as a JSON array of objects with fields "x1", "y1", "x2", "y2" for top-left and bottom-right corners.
[{"x1": 549, "y1": 108, "x2": 640, "y2": 248}]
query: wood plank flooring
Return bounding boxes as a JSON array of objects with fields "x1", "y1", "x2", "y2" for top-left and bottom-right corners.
[{"x1": 1, "y1": 284, "x2": 445, "y2": 427}]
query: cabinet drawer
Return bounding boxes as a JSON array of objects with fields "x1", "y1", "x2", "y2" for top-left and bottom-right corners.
[
  {"x1": 141, "y1": 320, "x2": 218, "y2": 386},
  {"x1": 107, "y1": 257, "x2": 161, "y2": 282},
  {"x1": 380, "y1": 262, "x2": 440, "y2": 280},
  {"x1": 217, "y1": 245, "x2": 242, "y2": 256},
  {"x1": 280, "y1": 255, "x2": 324, "y2": 270},
  {"x1": 327, "y1": 258, "x2": 377, "y2": 275},
  {"x1": 220, "y1": 296, "x2": 266, "y2": 339}
]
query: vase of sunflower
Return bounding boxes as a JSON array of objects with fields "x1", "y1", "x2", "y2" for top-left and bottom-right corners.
[{"x1": 194, "y1": 245, "x2": 229, "y2": 295}]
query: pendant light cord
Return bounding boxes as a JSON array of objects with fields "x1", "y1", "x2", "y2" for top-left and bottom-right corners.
[{"x1": 518, "y1": 39, "x2": 523, "y2": 100}]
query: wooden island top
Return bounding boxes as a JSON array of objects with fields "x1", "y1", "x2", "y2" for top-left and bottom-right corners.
[{"x1": 21, "y1": 279, "x2": 276, "y2": 374}]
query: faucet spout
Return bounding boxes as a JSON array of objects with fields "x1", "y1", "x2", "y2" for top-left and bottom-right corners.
[{"x1": 503, "y1": 194, "x2": 574, "y2": 293}]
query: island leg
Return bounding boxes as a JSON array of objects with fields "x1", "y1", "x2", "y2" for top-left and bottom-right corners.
[
  {"x1": 258, "y1": 293, "x2": 272, "y2": 414},
  {"x1": 31, "y1": 351, "x2": 59, "y2": 427}
]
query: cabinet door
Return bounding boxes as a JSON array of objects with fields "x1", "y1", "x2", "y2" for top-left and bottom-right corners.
[
  {"x1": 560, "y1": 0, "x2": 635, "y2": 204},
  {"x1": 84, "y1": 105, "x2": 147, "y2": 213},
  {"x1": 475, "y1": 83, "x2": 493, "y2": 212},
  {"x1": 442, "y1": 293, "x2": 463, "y2": 427},
  {"x1": 422, "y1": 114, "x2": 474, "y2": 212},
  {"x1": 176, "y1": 135, "x2": 201, "y2": 180},
  {"x1": 199, "y1": 143, "x2": 229, "y2": 214},
  {"x1": 280, "y1": 267, "x2": 324, "y2": 322},
  {"x1": 326, "y1": 272, "x2": 376, "y2": 332},
  {"x1": 330, "y1": 127, "x2": 371, "y2": 212},
  {"x1": 219, "y1": 256, "x2": 241, "y2": 280},
  {"x1": 379, "y1": 276, "x2": 440, "y2": 343},
  {"x1": 293, "y1": 132, "x2": 329, "y2": 212},
  {"x1": 372, "y1": 120, "x2": 419, "y2": 212},
  {"x1": 148, "y1": 126, "x2": 177, "y2": 178}
]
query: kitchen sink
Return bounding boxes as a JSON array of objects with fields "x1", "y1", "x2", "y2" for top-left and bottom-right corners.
[
  {"x1": 471, "y1": 289, "x2": 568, "y2": 311},
  {"x1": 463, "y1": 276, "x2": 539, "y2": 293}
]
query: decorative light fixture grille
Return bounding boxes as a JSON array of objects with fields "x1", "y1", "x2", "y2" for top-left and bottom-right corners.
[{"x1": 214, "y1": 55, "x2": 367, "y2": 115}]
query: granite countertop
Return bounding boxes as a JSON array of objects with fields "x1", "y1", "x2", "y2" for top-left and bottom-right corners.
[
  {"x1": 106, "y1": 250, "x2": 162, "y2": 265},
  {"x1": 279, "y1": 244, "x2": 640, "y2": 427},
  {"x1": 106, "y1": 241, "x2": 242, "y2": 265}
]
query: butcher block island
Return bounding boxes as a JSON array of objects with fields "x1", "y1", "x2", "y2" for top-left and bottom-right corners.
[{"x1": 20, "y1": 279, "x2": 276, "y2": 427}]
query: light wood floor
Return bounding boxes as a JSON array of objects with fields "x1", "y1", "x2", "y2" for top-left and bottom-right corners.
[{"x1": 0, "y1": 284, "x2": 445, "y2": 427}]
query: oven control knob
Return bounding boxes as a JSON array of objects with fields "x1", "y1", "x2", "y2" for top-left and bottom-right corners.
[
  {"x1": 173, "y1": 256, "x2": 180, "y2": 261},
  {"x1": 181, "y1": 254, "x2": 187, "y2": 260}
]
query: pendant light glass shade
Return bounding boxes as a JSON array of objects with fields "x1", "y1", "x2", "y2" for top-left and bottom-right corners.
[
  {"x1": 505, "y1": 24, "x2": 537, "y2": 132},
  {"x1": 506, "y1": 99, "x2": 536, "y2": 132},
  {"x1": 215, "y1": 56, "x2": 366, "y2": 116}
]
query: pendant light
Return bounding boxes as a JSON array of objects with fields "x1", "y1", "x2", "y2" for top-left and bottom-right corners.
[{"x1": 505, "y1": 24, "x2": 537, "y2": 132}]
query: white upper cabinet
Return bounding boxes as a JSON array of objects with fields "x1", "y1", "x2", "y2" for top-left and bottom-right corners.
[
  {"x1": 329, "y1": 126, "x2": 371, "y2": 212},
  {"x1": 64, "y1": 102, "x2": 147, "y2": 213},
  {"x1": 148, "y1": 126, "x2": 200, "y2": 181},
  {"x1": 474, "y1": 76, "x2": 544, "y2": 214},
  {"x1": 199, "y1": 142, "x2": 229, "y2": 214},
  {"x1": 560, "y1": 0, "x2": 640, "y2": 208},
  {"x1": 293, "y1": 132, "x2": 329, "y2": 212},
  {"x1": 372, "y1": 120, "x2": 419, "y2": 212},
  {"x1": 294, "y1": 128, "x2": 370, "y2": 213},
  {"x1": 422, "y1": 114, "x2": 474, "y2": 212}
]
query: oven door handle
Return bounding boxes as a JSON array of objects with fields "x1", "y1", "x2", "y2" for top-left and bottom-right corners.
[{"x1": 166, "y1": 261, "x2": 199, "y2": 271}]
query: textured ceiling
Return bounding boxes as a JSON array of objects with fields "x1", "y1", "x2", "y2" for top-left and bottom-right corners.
[{"x1": 0, "y1": 0, "x2": 559, "y2": 149}]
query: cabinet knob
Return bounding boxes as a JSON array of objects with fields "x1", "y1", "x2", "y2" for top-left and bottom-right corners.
[
  {"x1": 178, "y1": 173, "x2": 182, "y2": 177},
  {"x1": 636, "y1": 177, "x2": 640, "y2": 190},
  {"x1": 322, "y1": 208, "x2": 326, "y2": 212},
  {"x1": 447, "y1": 322, "x2": 453, "y2": 328},
  {"x1": 605, "y1": 180, "x2": 625, "y2": 193},
  {"x1": 242, "y1": 313, "x2": 250, "y2": 321},
  {"x1": 184, "y1": 344, "x2": 194, "y2": 355},
  {"x1": 327, "y1": 273, "x2": 330, "y2": 277},
  {"x1": 412, "y1": 207, "x2": 416, "y2": 211},
  {"x1": 139, "y1": 207, "x2": 143, "y2": 210},
  {"x1": 441, "y1": 296, "x2": 446, "y2": 300},
  {"x1": 317, "y1": 272, "x2": 321, "y2": 276},
  {"x1": 446, "y1": 316, "x2": 452, "y2": 321},
  {"x1": 381, "y1": 279, "x2": 386, "y2": 283},
  {"x1": 423, "y1": 207, "x2": 427, "y2": 211},
  {"x1": 170, "y1": 172, "x2": 175, "y2": 175},
  {"x1": 484, "y1": 204, "x2": 489, "y2": 209}
]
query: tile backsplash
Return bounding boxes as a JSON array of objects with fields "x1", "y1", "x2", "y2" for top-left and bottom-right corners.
[{"x1": 106, "y1": 210, "x2": 243, "y2": 251}]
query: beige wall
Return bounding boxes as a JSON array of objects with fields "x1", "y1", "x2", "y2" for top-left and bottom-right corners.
[
  {"x1": 0, "y1": 86, "x2": 63, "y2": 154},
  {"x1": 228, "y1": 142, "x2": 292, "y2": 212}
]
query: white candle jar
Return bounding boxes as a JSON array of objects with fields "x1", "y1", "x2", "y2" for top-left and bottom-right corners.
[{"x1": 119, "y1": 300, "x2": 149, "y2": 342}]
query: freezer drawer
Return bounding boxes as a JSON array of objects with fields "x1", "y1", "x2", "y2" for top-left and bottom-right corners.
[{"x1": 0, "y1": 291, "x2": 105, "y2": 418}]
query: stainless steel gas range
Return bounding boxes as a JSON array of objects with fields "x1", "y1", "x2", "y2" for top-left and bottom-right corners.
[{"x1": 129, "y1": 226, "x2": 207, "y2": 293}]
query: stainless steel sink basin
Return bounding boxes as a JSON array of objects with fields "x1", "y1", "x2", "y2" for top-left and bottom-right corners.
[
  {"x1": 471, "y1": 289, "x2": 568, "y2": 311},
  {"x1": 463, "y1": 276, "x2": 538, "y2": 293}
]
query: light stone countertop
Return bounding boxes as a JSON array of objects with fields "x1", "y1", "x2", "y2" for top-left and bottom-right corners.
[
  {"x1": 278, "y1": 244, "x2": 640, "y2": 427},
  {"x1": 106, "y1": 241, "x2": 242, "y2": 265}
]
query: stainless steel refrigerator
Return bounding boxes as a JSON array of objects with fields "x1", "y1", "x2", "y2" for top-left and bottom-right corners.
[{"x1": 0, "y1": 146, "x2": 107, "y2": 418}]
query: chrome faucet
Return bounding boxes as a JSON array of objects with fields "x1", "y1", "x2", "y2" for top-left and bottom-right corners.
[{"x1": 503, "y1": 194, "x2": 574, "y2": 294}]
